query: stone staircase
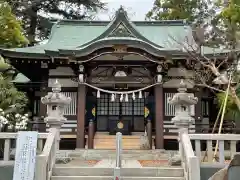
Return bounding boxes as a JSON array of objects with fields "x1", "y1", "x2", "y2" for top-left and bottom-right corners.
[
  {"x1": 52, "y1": 166, "x2": 184, "y2": 180},
  {"x1": 52, "y1": 150, "x2": 184, "y2": 180},
  {"x1": 92, "y1": 133, "x2": 155, "y2": 149}
]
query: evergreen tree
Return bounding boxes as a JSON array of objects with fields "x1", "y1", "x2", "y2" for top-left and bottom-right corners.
[
  {"x1": 146, "y1": 0, "x2": 210, "y2": 23},
  {"x1": 6, "y1": 0, "x2": 106, "y2": 44},
  {"x1": 0, "y1": 2, "x2": 28, "y2": 48},
  {"x1": 0, "y1": 2, "x2": 28, "y2": 126}
]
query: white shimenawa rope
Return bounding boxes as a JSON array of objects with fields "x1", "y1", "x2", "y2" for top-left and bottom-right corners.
[{"x1": 83, "y1": 82, "x2": 161, "y2": 94}]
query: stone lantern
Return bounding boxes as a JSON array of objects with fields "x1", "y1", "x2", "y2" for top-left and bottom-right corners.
[
  {"x1": 168, "y1": 80, "x2": 198, "y2": 131},
  {"x1": 168, "y1": 80, "x2": 198, "y2": 165},
  {"x1": 41, "y1": 79, "x2": 71, "y2": 149}
]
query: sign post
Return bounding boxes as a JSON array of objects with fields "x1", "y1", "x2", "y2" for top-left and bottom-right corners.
[{"x1": 13, "y1": 131, "x2": 38, "y2": 180}]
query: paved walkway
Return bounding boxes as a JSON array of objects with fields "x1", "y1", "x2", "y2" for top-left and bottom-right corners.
[{"x1": 94, "y1": 159, "x2": 142, "y2": 168}]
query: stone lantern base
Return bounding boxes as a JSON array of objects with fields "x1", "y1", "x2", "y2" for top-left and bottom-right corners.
[
  {"x1": 172, "y1": 115, "x2": 194, "y2": 129},
  {"x1": 44, "y1": 116, "x2": 67, "y2": 129}
]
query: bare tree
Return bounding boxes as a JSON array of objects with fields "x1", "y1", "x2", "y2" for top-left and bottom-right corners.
[{"x1": 169, "y1": 24, "x2": 240, "y2": 111}]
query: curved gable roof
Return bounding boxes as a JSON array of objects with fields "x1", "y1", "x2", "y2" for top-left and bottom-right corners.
[
  {"x1": 0, "y1": 6, "x2": 227, "y2": 59},
  {"x1": 78, "y1": 6, "x2": 164, "y2": 49}
]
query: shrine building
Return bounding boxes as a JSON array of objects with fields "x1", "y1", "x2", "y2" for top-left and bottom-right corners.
[{"x1": 0, "y1": 7, "x2": 223, "y2": 149}]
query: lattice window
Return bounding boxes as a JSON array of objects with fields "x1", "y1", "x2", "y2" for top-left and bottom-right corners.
[
  {"x1": 61, "y1": 92, "x2": 77, "y2": 115},
  {"x1": 33, "y1": 99, "x2": 40, "y2": 115},
  {"x1": 201, "y1": 100, "x2": 209, "y2": 116},
  {"x1": 165, "y1": 93, "x2": 175, "y2": 116},
  {"x1": 134, "y1": 98, "x2": 144, "y2": 115},
  {"x1": 97, "y1": 94, "x2": 108, "y2": 115},
  {"x1": 164, "y1": 93, "x2": 195, "y2": 116},
  {"x1": 46, "y1": 92, "x2": 77, "y2": 115},
  {"x1": 109, "y1": 96, "x2": 120, "y2": 115},
  {"x1": 122, "y1": 98, "x2": 133, "y2": 115}
]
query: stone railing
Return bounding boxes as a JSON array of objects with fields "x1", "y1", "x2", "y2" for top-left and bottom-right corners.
[
  {"x1": 35, "y1": 128, "x2": 58, "y2": 180},
  {"x1": 114, "y1": 132, "x2": 122, "y2": 180},
  {"x1": 0, "y1": 132, "x2": 48, "y2": 162},
  {"x1": 0, "y1": 130, "x2": 58, "y2": 180},
  {"x1": 179, "y1": 131, "x2": 200, "y2": 180},
  {"x1": 189, "y1": 134, "x2": 239, "y2": 164}
]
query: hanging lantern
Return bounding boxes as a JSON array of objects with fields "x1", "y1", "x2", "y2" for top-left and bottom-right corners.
[
  {"x1": 97, "y1": 90, "x2": 100, "y2": 98},
  {"x1": 111, "y1": 94, "x2": 115, "y2": 102},
  {"x1": 120, "y1": 94, "x2": 123, "y2": 102},
  {"x1": 125, "y1": 94, "x2": 128, "y2": 102},
  {"x1": 139, "y1": 91, "x2": 142, "y2": 99},
  {"x1": 132, "y1": 92, "x2": 135, "y2": 100}
]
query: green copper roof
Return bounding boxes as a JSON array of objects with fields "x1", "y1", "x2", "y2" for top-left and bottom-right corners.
[{"x1": 0, "y1": 6, "x2": 226, "y2": 57}]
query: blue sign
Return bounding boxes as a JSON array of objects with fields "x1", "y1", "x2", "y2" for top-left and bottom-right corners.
[{"x1": 13, "y1": 131, "x2": 38, "y2": 180}]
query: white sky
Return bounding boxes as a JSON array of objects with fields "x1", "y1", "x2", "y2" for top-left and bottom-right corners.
[{"x1": 97, "y1": 0, "x2": 155, "y2": 20}]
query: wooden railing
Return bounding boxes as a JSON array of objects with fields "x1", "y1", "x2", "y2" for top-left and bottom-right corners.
[
  {"x1": 35, "y1": 128, "x2": 58, "y2": 180},
  {"x1": 189, "y1": 134, "x2": 240, "y2": 164},
  {"x1": 179, "y1": 131, "x2": 200, "y2": 180},
  {"x1": 0, "y1": 132, "x2": 48, "y2": 162}
]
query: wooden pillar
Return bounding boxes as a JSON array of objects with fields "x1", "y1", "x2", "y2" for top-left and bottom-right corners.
[
  {"x1": 195, "y1": 89, "x2": 202, "y2": 133},
  {"x1": 76, "y1": 84, "x2": 86, "y2": 149},
  {"x1": 38, "y1": 72, "x2": 48, "y2": 132},
  {"x1": 155, "y1": 84, "x2": 164, "y2": 149},
  {"x1": 88, "y1": 119, "x2": 94, "y2": 149},
  {"x1": 146, "y1": 119, "x2": 152, "y2": 149},
  {"x1": 39, "y1": 86, "x2": 47, "y2": 115}
]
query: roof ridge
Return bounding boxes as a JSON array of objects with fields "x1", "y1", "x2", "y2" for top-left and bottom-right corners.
[{"x1": 53, "y1": 19, "x2": 189, "y2": 26}]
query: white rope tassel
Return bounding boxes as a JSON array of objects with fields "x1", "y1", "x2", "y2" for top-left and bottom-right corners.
[
  {"x1": 111, "y1": 93, "x2": 115, "y2": 102},
  {"x1": 120, "y1": 94, "x2": 123, "y2": 102},
  {"x1": 125, "y1": 94, "x2": 128, "y2": 102},
  {"x1": 97, "y1": 90, "x2": 100, "y2": 98},
  {"x1": 132, "y1": 92, "x2": 136, "y2": 100},
  {"x1": 139, "y1": 91, "x2": 142, "y2": 99}
]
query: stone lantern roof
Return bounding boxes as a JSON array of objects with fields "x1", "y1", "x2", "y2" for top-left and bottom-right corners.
[
  {"x1": 169, "y1": 80, "x2": 198, "y2": 106},
  {"x1": 41, "y1": 79, "x2": 71, "y2": 106}
]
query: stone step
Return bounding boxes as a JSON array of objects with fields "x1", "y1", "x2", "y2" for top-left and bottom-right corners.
[
  {"x1": 94, "y1": 141, "x2": 140, "y2": 144},
  {"x1": 53, "y1": 167, "x2": 184, "y2": 177},
  {"x1": 51, "y1": 176, "x2": 184, "y2": 180},
  {"x1": 94, "y1": 136, "x2": 142, "y2": 149},
  {"x1": 68, "y1": 150, "x2": 175, "y2": 160},
  {"x1": 94, "y1": 134, "x2": 142, "y2": 139},
  {"x1": 94, "y1": 140, "x2": 141, "y2": 143},
  {"x1": 94, "y1": 146, "x2": 141, "y2": 150},
  {"x1": 94, "y1": 136, "x2": 141, "y2": 139}
]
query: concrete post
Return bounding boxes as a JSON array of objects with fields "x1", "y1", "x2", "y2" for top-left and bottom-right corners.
[{"x1": 41, "y1": 79, "x2": 71, "y2": 150}]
